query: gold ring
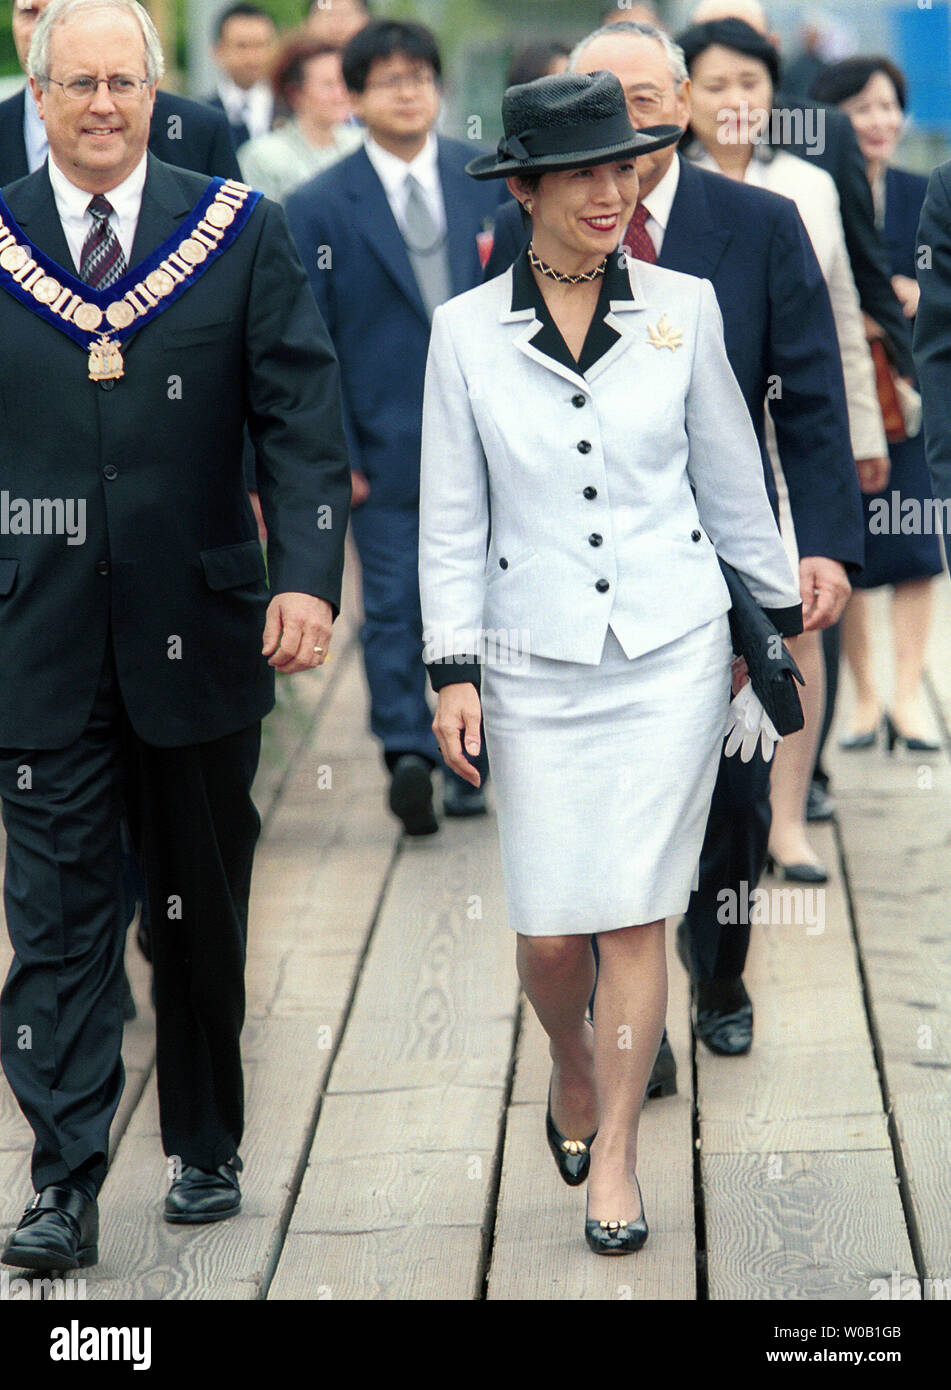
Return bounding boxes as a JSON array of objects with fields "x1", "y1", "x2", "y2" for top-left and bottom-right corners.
[{"x1": 313, "y1": 646, "x2": 324, "y2": 654}]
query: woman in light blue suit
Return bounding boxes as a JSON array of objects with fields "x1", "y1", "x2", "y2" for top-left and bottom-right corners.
[{"x1": 418, "y1": 72, "x2": 803, "y2": 1254}]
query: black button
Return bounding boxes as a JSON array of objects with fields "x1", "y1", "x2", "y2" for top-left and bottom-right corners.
[
  {"x1": 99, "y1": 378, "x2": 116, "y2": 392},
  {"x1": 588, "y1": 533, "x2": 603, "y2": 547},
  {"x1": 595, "y1": 578, "x2": 610, "y2": 593},
  {"x1": 571, "y1": 393, "x2": 586, "y2": 408},
  {"x1": 577, "y1": 440, "x2": 592, "y2": 454},
  {"x1": 96, "y1": 561, "x2": 110, "y2": 576},
  {"x1": 103, "y1": 465, "x2": 118, "y2": 480},
  {"x1": 691, "y1": 529, "x2": 702, "y2": 542},
  {"x1": 499, "y1": 557, "x2": 508, "y2": 570},
  {"x1": 583, "y1": 486, "x2": 597, "y2": 500}
]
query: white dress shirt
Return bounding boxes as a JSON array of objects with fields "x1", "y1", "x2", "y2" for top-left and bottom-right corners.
[
  {"x1": 636, "y1": 154, "x2": 681, "y2": 257},
  {"x1": 363, "y1": 130, "x2": 447, "y2": 238},
  {"x1": 47, "y1": 152, "x2": 147, "y2": 273},
  {"x1": 216, "y1": 75, "x2": 273, "y2": 142},
  {"x1": 23, "y1": 86, "x2": 48, "y2": 173}
]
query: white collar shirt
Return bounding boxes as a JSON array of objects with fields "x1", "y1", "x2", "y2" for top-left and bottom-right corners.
[
  {"x1": 216, "y1": 75, "x2": 273, "y2": 141},
  {"x1": 363, "y1": 130, "x2": 446, "y2": 237},
  {"x1": 47, "y1": 151, "x2": 148, "y2": 273},
  {"x1": 636, "y1": 154, "x2": 681, "y2": 256}
]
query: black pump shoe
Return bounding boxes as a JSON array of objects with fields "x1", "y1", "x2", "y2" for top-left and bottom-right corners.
[
  {"x1": 883, "y1": 712, "x2": 940, "y2": 754},
  {"x1": 646, "y1": 1028, "x2": 677, "y2": 1099},
  {"x1": 585, "y1": 1178, "x2": 648, "y2": 1255},
  {"x1": 545, "y1": 1083, "x2": 597, "y2": 1186},
  {"x1": 2, "y1": 1187, "x2": 98, "y2": 1270},
  {"x1": 164, "y1": 1156, "x2": 242, "y2": 1225}
]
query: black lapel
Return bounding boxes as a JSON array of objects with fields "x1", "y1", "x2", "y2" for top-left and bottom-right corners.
[
  {"x1": 5, "y1": 163, "x2": 74, "y2": 268},
  {"x1": 510, "y1": 246, "x2": 628, "y2": 376},
  {"x1": 659, "y1": 156, "x2": 732, "y2": 281},
  {"x1": 0, "y1": 89, "x2": 31, "y2": 186},
  {"x1": 343, "y1": 145, "x2": 428, "y2": 323},
  {"x1": 127, "y1": 154, "x2": 194, "y2": 268}
]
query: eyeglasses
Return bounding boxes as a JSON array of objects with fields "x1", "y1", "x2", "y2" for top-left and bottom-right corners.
[
  {"x1": 47, "y1": 75, "x2": 150, "y2": 101},
  {"x1": 364, "y1": 70, "x2": 436, "y2": 94}
]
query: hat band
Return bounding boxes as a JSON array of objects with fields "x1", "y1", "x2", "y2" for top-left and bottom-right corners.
[{"x1": 496, "y1": 111, "x2": 642, "y2": 164}]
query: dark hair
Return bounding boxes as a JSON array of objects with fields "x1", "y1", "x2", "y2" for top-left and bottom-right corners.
[
  {"x1": 272, "y1": 36, "x2": 341, "y2": 106},
  {"x1": 215, "y1": 3, "x2": 275, "y2": 44},
  {"x1": 675, "y1": 18, "x2": 781, "y2": 88},
  {"x1": 811, "y1": 56, "x2": 907, "y2": 111},
  {"x1": 341, "y1": 19, "x2": 441, "y2": 93},
  {"x1": 506, "y1": 41, "x2": 572, "y2": 89}
]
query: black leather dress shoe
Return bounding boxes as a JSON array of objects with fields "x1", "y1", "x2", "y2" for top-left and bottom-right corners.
[
  {"x1": 646, "y1": 1028, "x2": 677, "y2": 1099},
  {"x1": 164, "y1": 1156, "x2": 242, "y2": 1225},
  {"x1": 442, "y1": 775, "x2": 487, "y2": 818},
  {"x1": 2, "y1": 1187, "x2": 98, "y2": 1270},
  {"x1": 388, "y1": 755, "x2": 438, "y2": 836},
  {"x1": 695, "y1": 978, "x2": 753, "y2": 1055}
]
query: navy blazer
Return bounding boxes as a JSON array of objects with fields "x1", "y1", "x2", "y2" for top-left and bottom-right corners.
[
  {"x1": 0, "y1": 87, "x2": 240, "y2": 186},
  {"x1": 883, "y1": 166, "x2": 929, "y2": 281},
  {"x1": 286, "y1": 138, "x2": 503, "y2": 509},
  {"x1": 485, "y1": 155, "x2": 864, "y2": 572}
]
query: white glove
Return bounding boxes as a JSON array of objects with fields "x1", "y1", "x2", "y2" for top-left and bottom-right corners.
[{"x1": 724, "y1": 682, "x2": 782, "y2": 763}]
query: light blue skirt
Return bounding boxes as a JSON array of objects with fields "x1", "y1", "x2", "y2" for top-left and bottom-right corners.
[{"x1": 480, "y1": 616, "x2": 733, "y2": 936}]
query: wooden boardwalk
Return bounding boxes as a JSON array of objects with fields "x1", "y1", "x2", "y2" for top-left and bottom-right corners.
[{"x1": 2, "y1": 564, "x2": 950, "y2": 1300}]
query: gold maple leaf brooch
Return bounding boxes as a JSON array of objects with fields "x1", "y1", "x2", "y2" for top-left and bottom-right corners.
[{"x1": 647, "y1": 314, "x2": 683, "y2": 350}]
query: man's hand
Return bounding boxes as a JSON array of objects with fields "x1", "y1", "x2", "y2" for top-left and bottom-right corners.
[
  {"x1": 433, "y1": 682, "x2": 483, "y2": 788},
  {"x1": 799, "y1": 556, "x2": 851, "y2": 632},
  {"x1": 856, "y1": 455, "x2": 890, "y2": 493},
  {"x1": 262, "y1": 593, "x2": 333, "y2": 672}
]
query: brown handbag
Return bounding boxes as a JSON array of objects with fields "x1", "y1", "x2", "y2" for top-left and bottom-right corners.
[{"x1": 869, "y1": 335, "x2": 907, "y2": 444}]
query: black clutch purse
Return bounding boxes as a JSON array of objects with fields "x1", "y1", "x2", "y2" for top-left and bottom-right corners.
[{"x1": 718, "y1": 559, "x2": 805, "y2": 736}]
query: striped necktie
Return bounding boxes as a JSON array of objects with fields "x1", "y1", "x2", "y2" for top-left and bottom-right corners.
[
  {"x1": 79, "y1": 194, "x2": 126, "y2": 289},
  {"x1": 623, "y1": 202, "x2": 657, "y2": 264}
]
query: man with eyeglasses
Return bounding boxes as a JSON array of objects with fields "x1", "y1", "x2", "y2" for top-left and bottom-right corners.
[
  {"x1": 0, "y1": 0, "x2": 240, "y2": 185},
  {"x1": 0, "y1": 0, "x2": 350, "y2": 1272},
  {"x1": 287, "y1": 20, "x2": 503, "y2": 835}
]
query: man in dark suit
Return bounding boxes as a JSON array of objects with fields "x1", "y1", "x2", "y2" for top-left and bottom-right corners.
[
  {"x1": 287, "y1": 19, "x2": 501, "y2": 834},
  {"x1": 203, "y1": 2, "x2": 278, "y2": 153},
  {"x1": 0, "y1": 0, "x2": 349, "y2": 1272},
  {"x1": 1, "y1": 0, "x2": 241, "y2": 184},
  {"x1": 915, "y1": 162, "x2": 951, "y2": 570},
  {"x1": 488, "y1": 21, "x2": 863, "y2": 1085}
]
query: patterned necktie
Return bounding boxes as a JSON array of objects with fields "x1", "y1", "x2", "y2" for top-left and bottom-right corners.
[
  {"x1": 79, "y1": 194, "x2": 126, "y2": 289},
  {"x1": 623, "y1": 202, "x2": 657, "y2": 264}
]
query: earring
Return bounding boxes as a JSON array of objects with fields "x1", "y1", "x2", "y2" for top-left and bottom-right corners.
[{"x1": 525, "y1": 199, "x2": 533, "y2": 214}]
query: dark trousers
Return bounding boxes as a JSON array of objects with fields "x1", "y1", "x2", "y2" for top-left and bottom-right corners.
[
  {"x1": 813, "y1": 622, "x2": 840, "y2": 790},
  {"x1": 681, "y1": 745, "x2": 772, "y2": 982},
  {"x1": 0, "y1": 641, "x2": 261, "y2": 1192}
]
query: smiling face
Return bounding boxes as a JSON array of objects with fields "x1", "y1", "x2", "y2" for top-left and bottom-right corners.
[
  {"x1": 31, "y1": 7, "x2": 156, "y2": 194},
  {"x1": 839, "y1": 70, "x2": 904, "y2": 167},
  {"x1": 687, "y1": 44, "x2": 772, "y2": 151},
  {"x1": 509, "y1": 160, "x2": 640, "y2": 272}
]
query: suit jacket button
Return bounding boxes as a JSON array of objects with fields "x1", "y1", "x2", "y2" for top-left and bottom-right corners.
[
  {"x1": 571, "y1": 394, "x2": 586, "y2": 408},
  {"x1": 595, "y1": 578, "x2": 610, "y2": 593},
  {"x1": 577, "y1": 440, "x2": 592, "y2": 454},
  {"x1": 499, "y1": 557, "x2": 508, "y2": 569},
  {"x1": 583, "y1": 486, "x2": 597, "y2": 500},
  {"x1": 103, "y1": 465, "x2": 118, "y2": 480},
  {"x1": 96, "y1": 561, "x2": 110, "y2": 576},
  {"x1": 588, "y1": 533, "x2": 603, "y2": 546},
  {"x1": 691, "y1": 529, "x2": 702, "y2": 542},
  {"x1": 99, "y1": 378, "x2": 116, "y2": 392}
]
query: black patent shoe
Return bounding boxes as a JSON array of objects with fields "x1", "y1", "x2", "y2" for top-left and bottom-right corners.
[
  {"x1": 1, "y1": 1188, "x2": 98, "y2": 1270},
  {"x1": 883, "y1": 712, "x2": 940, "y2": 754},
  {"x1": 164, "y1": 1156, "x2": 242, "y2": 1225},
  {"x1": 389, "y1": 755, "x2": 438, "y2": 836},
  {"x1": 585, "y1": 1178, "x2": 648, "y2": 1255},
  {"x1": 695, "y1": 978, "x2": 753, "y2": 1055},
  {"x1": 765, "y1": 853, "x2": 828, "y2": 884},
  {"x1": 646, "y1": 1028, "x2": 677, "y2": 1099},
  {"x1": 545, "y1": 1083, "x2": 597, "y2": 1186}
]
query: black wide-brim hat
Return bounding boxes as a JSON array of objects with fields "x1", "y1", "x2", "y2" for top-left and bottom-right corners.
[{"x1": 466, "y1": 70, "x2": 682, "y2": 181}]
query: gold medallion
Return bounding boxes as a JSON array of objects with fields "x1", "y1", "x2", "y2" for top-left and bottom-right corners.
[
  {"x1": 88, "y1": 334, "x2": 124, "y2": 381},
  {"x1": 105, "y1": 300, "x2": 135, "y2": 330},
  {"x1": 206, "y1": 202, "x2": 235, "y2": 229},
  {"x1": 32, "y1": 275, "x2": 61, "y2": 305},
  {"x1": 145, "y1": 268, "x2": 175, "y2": 298},
  {"x1": 73, "y1": 302, "x2": 103, "y2": 332},
  {"x1": 178, "y1": 238, "x2": 207, "y2": 266},
  {"x1": 0, "y1": 244, "x2": 28, "y2": 273}
]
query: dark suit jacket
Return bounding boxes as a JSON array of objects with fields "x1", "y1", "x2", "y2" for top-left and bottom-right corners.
[
  {"x1": 203, "y1": 92, "x2": 250, "y2": 154},
  {"x1": 883, "y1": 166, "x2": 929, "y2": 281},
  {"x1": 913, "y1": 160, "x2": 951, "y2": 552},
  {"x1": 0, "y1": 87, "x2": 240, "y2": 186},
  {"x1": 0, "y1": 155, "x2": 350, "y2": 750},
  {"x1": 285, "y1": 138, "x2": 502, "y2": 510},
  {"x1": 775, "y1": 94, "x2": 915, "y2": 378},
  {"x1": 485, "y1": 155, "x2": 864, "y2": 571}
]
